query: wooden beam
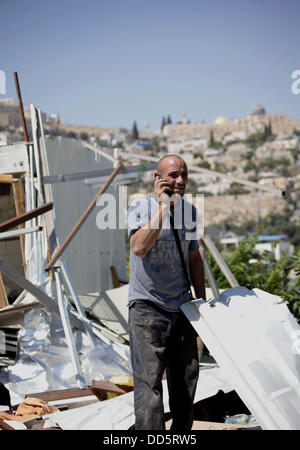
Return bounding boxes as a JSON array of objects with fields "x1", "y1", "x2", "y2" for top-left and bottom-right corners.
[
  {"x1": 110, "y1": 266, "x2": 120, "y2": 288},
  {"x1": 14, "y1": 72, "x2": 29, "y2": 143},
  {"x1": 26, "y1": 387, "x2": 95, "y2": 402},
  {"x1": 0, "y1": 174, "x2": 13, "y2": 184},
  {"x1": 0, "y1": 202, "x2": 53, "y2": 233},
  {"x1": 12, "y1": 179, "x2": 26, "y2": 269},
  {"x1": 0, "y1": 419, "x2": 15, "y2": 430},
  {"x1": 25, "y1": 379, "x2": 127, "y2": 403},
  {"x1": 90, "y1": 379, "x2": 127, "y2": 401},
  {"x1": 0, "y1": 272, "x2": 9, "y2": 308}
]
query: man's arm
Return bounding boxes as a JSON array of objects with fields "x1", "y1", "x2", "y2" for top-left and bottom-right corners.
[
  {"x1": 189, "y1": 249, "x2": 206, "y2": 300},
  {"x1": 130, "y1": 174, "x2": 179, "y2": 258},
  {"x1": 130, "y1": 201, "x2": 169, "y2": 258}
]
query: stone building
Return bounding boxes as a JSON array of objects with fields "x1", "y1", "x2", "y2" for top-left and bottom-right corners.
[{"x1": 162, "y1": 105, "x2": 300, "y2": 141}]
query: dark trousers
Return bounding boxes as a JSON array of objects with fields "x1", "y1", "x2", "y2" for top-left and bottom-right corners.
[{"x1": 128, "y1": 300, "x2": 199, "y2": 430}]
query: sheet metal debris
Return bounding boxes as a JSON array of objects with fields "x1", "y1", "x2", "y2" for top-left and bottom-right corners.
[{"x1": 181, "y1": 286, "x2": 300, "y2": 430}]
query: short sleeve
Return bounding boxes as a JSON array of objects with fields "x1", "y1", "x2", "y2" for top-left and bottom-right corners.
[{"x1": 127, "y1": 196, "x2": 150, "y2": 238}]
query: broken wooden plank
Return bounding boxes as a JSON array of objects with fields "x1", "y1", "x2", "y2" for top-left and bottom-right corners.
[
  {"x1": 26, "y1": 379, "x2": 127, "y2": 404},
  {"x1": 0, "y1": 418, "x2": 15, "y2": 430},
  {"x1": 25, "y1": 387, "x2": 95, "y2": 403},
  {"x1": 0, "y1": 174, "x2": 13, "y2": 184},
  {"x1": 12, "y1": 179, "x2": 26, "y2": 269},
  {"x1": 90, "y1": 379, "x2": 127, "y2": 401},
  {"x1": 0, "y1": 202, "x2": 53, "y2": 233},
  {"x1": 110, "y1": 266, "x2": 120, "y2": 288},
  {"x1": 0, "y1": 272, "x2": 9, "y2": 309}
]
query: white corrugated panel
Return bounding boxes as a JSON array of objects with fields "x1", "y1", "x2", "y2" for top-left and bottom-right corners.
[
  {"x1": 45, "y1": 137, "x2": 127, "y2": 295},
  {"x1": 181, "y1": 286, "x2": 300, "y2": 430}
]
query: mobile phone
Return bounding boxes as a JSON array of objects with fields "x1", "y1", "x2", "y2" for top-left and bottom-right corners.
[{"x1": 157, "y1": 174, "x2": 172, "y2": 196}]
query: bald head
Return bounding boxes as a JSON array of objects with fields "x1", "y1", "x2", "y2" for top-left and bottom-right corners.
[
  {"x1": 157, "y1": 154, "x2": 187, "y2": 174},
  {"x1": 155, "y1": 154, "x2": 188, "y2": 197}
]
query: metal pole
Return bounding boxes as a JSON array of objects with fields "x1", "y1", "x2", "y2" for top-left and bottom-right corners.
[
  {"x1": 45, "y1": 161, "x2": 123, "y2": 271},
  {"x1": 199, "y1": 239, "x2": 220, "y2": 299},
  {"x1": 60, "y1": 261, "x2": 95, "y2": 348},
  {"x1": 14, "y1": 72, "x2": 29, "y2": 143},
  {"x1": 202, "y1": 234, "x2": 239, "y2": 288},
  {"x1": 54, "y1": 268, "x2": 86, "y2": 388},
  {"x1": 0, "y1": 226, "x2": 42, "y2": 240}
]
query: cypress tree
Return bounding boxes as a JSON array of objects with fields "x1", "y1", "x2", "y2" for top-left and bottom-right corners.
[
  {"x1": 210, "y1": 130, "x2": 214, "y2": 147},
  {"x1": 132, "y1": 120, "x2": 139, "y2": 140}
]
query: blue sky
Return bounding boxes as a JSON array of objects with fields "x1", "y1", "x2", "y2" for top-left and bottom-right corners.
[{"x1": 1, "y1": 0, "x2": 300, "y2": 132}]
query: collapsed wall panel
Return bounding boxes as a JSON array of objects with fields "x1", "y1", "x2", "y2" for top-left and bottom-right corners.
[{"x1": 181, "y1": 287, "x2": 300, "y2": 430}]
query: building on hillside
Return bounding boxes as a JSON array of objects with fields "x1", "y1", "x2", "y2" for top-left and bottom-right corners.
[
  {"x1": 255, "y1": 235, "x2": 290, "y2": 261},
  {"x1": 162, "y1": 105, "x2": 300, "y2": 141},
  {"x1": 220, "y1": 232, "x2": 245, "y2": 250}
]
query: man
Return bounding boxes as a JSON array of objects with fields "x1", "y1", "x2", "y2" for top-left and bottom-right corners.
[{"x1": 127, "y1": 155, "x2": 206, "y2": 430}]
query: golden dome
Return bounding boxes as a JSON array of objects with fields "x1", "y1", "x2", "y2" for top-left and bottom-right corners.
[{"x1": 213, "y1": 116, "x2": 228, "y2": 125}]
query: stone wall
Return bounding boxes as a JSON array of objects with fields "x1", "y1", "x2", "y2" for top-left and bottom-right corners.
[{"x1": 163, "y1": 114, "x2": 300, "y2": 140}]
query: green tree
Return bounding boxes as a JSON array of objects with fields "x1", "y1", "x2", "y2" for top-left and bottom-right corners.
[
  {"x1": 223, "y1": 182, "x2": 250, "y2": 195},
  {"x1": 197, "y1": 160, "x2": 211, "y2": 169},
  {"x1": 132, "y1": 120, "x2": 139, "y2": 140},
  {"x1": 186, "y1": 178, "x2": 199, "y2": 195},
  {"x1": 161, "y1": 116, "x2": 166, "y2": 132},
  {"x1": 207, "y1": 234, "x2": 300, "y2": 321},
  {"x1": 167, "y1": 114, "x2": 172, "y2": 125},
  {"x1": 80, "y1": 132, "x2": 89, "y2": 141}
]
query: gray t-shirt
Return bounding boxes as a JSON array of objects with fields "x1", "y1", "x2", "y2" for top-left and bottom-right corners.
[{"x1": 127, "y1": 194, "x2": 199, "y2": 312}]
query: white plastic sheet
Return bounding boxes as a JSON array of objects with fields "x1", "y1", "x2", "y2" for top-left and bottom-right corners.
[{"x1": 0, "y1": 306, "x2": 131, "y2": 405}]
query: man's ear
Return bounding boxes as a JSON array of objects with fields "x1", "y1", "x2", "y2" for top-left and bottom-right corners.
[{"x1": 154, "y1": 171, "x2": 161, "y2": 179}]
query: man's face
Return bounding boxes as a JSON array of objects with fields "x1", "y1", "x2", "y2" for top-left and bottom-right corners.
[{"x1": 157, "y1": 157, "x2": 188, "y2": 197}]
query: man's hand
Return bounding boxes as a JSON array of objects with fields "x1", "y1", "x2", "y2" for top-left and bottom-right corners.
[{"x1": 154, "y1": 176, "x2": 181, "y2": 207}]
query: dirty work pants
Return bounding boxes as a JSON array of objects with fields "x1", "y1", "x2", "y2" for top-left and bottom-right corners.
[{"x1": 129, "y1": 300, "x2": 199, "y2": 430}]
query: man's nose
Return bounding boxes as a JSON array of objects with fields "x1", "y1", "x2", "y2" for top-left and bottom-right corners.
[{"x1": 176, "y1": 175, "x2": 184, "y2": 184}]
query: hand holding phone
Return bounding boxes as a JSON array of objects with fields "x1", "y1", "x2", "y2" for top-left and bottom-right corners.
[{"x1": 156, "y1": 174, "x2": 172, "y2": 196}]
